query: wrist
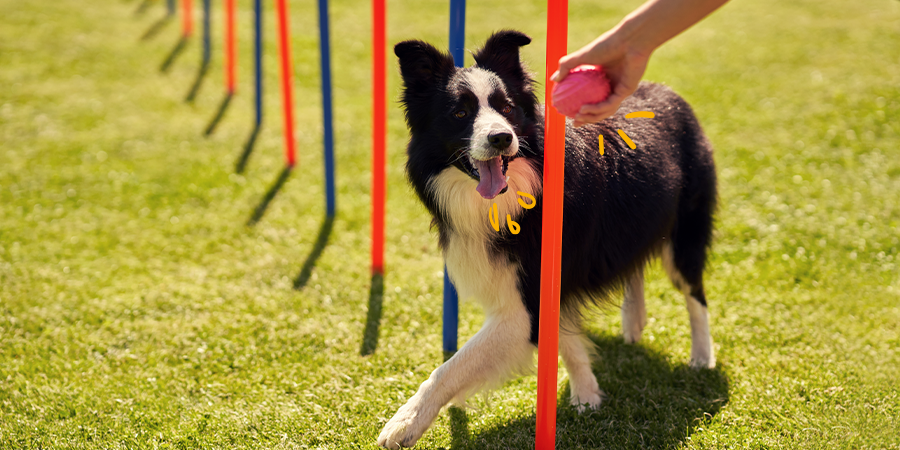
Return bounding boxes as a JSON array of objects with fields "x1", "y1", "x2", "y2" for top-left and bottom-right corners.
[{"x1": 615, "y1": 14, "x2": 657, "y2": 59}]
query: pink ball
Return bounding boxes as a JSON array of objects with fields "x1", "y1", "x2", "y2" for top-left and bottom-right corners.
[{"x1": 551, "y1": 65, "x2": 611, "y2": 117}]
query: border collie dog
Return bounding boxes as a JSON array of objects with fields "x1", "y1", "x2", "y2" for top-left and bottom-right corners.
[{"x1": 378, "y1": 30, "x2": 717, "y2": 448}]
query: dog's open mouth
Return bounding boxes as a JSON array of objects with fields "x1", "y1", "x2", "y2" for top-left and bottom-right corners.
[{"x1": 461, "y1": 155, "x2": 510, "y2": 200}]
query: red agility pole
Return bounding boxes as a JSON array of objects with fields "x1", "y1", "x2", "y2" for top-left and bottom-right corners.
[
  {"x1": 225, "y1": 0, "x2": 237, "y2": 95},
  {"x1": 275, "y1": 0, "x2": 297, "y2": 167},
  {"x1": 182, "y1": 0, "x2": 193, "y2": 37},
  {"x1": 371, "y1": 0, "x2": 386, "y2": 274},
  {"x1": 535, "y1": 0, "x2": 568, "y2": 448}
]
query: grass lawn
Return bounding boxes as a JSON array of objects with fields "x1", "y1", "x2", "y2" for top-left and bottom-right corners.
[{"x1": 1, "y1": 0, "x2": 898, "y2": 448}]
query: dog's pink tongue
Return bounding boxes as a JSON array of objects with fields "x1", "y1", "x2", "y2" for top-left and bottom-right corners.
[{"x1": 475, "y1": 157, "x2": 507, "y2": 199}]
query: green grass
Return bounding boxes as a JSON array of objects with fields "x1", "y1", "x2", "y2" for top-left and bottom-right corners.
[{"x1": 1, "y1": 0, "x2": 898, "y2": 448}]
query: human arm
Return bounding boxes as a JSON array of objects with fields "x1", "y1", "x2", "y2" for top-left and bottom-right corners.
[{"x1": 551, "y1": 0, "x2": 730, "y2": 126}]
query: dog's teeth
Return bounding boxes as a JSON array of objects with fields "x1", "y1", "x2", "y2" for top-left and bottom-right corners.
[{"x1": 506, "y1": 176, "x2": 510, "y2": 182}]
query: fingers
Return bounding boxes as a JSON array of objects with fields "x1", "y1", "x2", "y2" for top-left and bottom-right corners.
[
  {"x1": 551, "y1": 54, "x2": 580, "y2": 83},
  {"x1": 550, "y1": 70, "x2": 563, "y2": 83},
  {"x1": 573, "y1": 114, "x2": 605, "y2": 127},
  {"x1": 574, "y1": 100, "x2": 619, "y2": 123},
  {"x1": 573, "y1": 95, "x2": 624, "y2": 125}
]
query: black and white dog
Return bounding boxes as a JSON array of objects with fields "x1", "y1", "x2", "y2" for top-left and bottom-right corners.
[{"x1": 378, "y1": 30, "x2": 717, "y2": 448}]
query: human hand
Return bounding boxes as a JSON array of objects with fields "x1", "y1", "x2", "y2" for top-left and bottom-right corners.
[{"x1": 550, "y1": 33, "x2": 650, "y2": 126}]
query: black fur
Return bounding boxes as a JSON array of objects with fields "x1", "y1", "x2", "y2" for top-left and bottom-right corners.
[{"x1": 395, "y1": 30, "x2": 717, "y2": 344}]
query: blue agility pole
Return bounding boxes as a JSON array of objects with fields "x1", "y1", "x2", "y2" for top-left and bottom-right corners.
[
  {"x1": 449, "y1": 0, "x2": 465, "y2": 66},
  {"x1": 202, "y1": 0, "x2": 211, "y2": 65},
  {"x1": 442, "y1": 268, "x2": 459, "y2": 353},
  {"x1": 442, "y1": 0, "x2": 465, "y2": 355},
  {"x1": 318, "y1": 0, "x2": 336, "y2": 217},
  {"x1": 254, "y1": 0, "x2": 263, "y2": 126},
  {"x1": 167, "y1": 0, "x2": 176, "y2": 16}
]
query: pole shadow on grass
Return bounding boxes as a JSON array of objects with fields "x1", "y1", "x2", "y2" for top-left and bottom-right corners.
[
  {"x1": 292, "y1": 215, "x2": 335, "y2": 290},
  {"x1": 467, "y1": 334, "x2": 730, "y2": 449},
  {"x1": 134, "y1": 0, "x2": 153, "y2": 16},
  {"x1": 204, "y1": 93, "x2": 234, "y2": 136},
  {"x1": 246, "y1": 166, "x2": 292, "y2": 226},
  {"x1": 235, "y1": 123, "x2": 261, "y2": 174},
  {"x1": 140, "y1": 15, "x2": 172, "y2": 41},
  {"x1": 160, "y1": 37, "x2": 188, "y2": 73},
  {"x1": 448, "y1": 406, "x2": 469, "y2": 449},
  {"x1": 185, "y1": 58, "x2": 211, "y2": 103},
  {"x1": 442, "y1": 343, "x2": 468, "y2": 447},
  {"x1": 359, "y1": 273, "x2": 384, "y2": 356}
]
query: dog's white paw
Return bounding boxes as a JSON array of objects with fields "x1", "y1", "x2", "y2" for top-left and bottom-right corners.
[
  {"x1": 622, "y1": 319, "x2": 645, "y2": 344},
  {"x1": 570, "y1": 387, "x2": 604, "y2": 413},
  {"x1": 377, "y1": 400, "x2": 431, "y2": 449},
  {"x1": 689, "y1": 352, "x2": 716, "y2": 369},
  {"x1": 689, "y1": 339, "x2": 716, "y2": 369},
  {"x1": 568, "y1": 371, "x2": 604, "y2": 413}
]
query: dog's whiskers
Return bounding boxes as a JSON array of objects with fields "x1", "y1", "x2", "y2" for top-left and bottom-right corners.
[
  {"x1": 518, "y1": 140, "x2": 535, "y2": 155},
  {"x1": 449, "y1": 147, "x2": 473, "y2": 165}
]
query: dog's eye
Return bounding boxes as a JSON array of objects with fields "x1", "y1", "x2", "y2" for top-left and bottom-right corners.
[
  {"x1": 502, "y1": 105, "x2": 512, "y2": 114},
  {"x1": 454, "y1": 110, "x2": 467, "y2": 119}
]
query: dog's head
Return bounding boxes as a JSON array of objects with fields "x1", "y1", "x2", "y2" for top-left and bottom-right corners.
[{"x1": 395, "y1": 30, "x2": 539, "y2": 200}]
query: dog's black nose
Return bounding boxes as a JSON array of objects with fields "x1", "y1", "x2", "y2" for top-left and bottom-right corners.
[{"x1": 488, "y1": 132, "x2": 513, "y2": 150}]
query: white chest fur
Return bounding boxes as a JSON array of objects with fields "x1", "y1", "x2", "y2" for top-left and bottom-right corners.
[
  {"x1": 427, "y1": 158, "x2": 541, "y2": 241},
  {"x1": 428, "y1": 159, "x2": 541, "y2": 315}
]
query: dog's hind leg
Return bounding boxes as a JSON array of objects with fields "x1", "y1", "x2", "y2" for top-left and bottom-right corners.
[
  {"x1": 685, "y1": 285, "x2": 715, "y2": 369},
  {"x1": 621, "y1": 267, "x2": 647, "y2": 344},
  {"x1": 665, "y1": 138, "x2": 717, "y2": 369},
  {"x1": 560, "y1": 316, "x2": 603, "y2": 411},
  {"x1": 663, "y1": 242, "x2": 716, "y2": 369},
  {"x1": 377, "y1": 288, "x2": 534, "y2": 449}
]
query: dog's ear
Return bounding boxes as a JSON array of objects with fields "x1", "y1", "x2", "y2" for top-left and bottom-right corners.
[
  {"x1": 472, "y1": 30, "x2": 531, "y2": 83},
  {"x1": 395, "y1": 40, "x2": 456, "y2": 91},
  {"x1": 473, "y1": 30, "x2": 538, "y2": 118}
]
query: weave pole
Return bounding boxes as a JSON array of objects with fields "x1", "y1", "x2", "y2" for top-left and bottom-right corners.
[
  {"x1": 225, "y1": 0, "x2": 236, "y2": 95},
  {"x1": 535, "y1": 0, "x2": 568, "y2": 448},
  {"x1": 254, "y1": 0, "x2": 262, "y2": 126},
  {"x1": 371, "y1": 0, "x2": 386, "y2": 274},
  {"x1": 167, "y1": 0, "x2": 176, "y2": 16},
  {"x1": 275, "y1": 0, "x2": 297, "y2": 167},
  {"x1": 448, "y1": 0, "x2": 465, "y2": 64},
  {"x1": 202, "y1": 0, "x2": 211, "y2": 65},
  {"x1": 442, "y1": 0, "x2": 465, "y2": 355},
  {"x1": 181, "y1": 0, "x2": 193, "y2": 37},
  {"x1": 318, "y1": 0, "x2": 336, "y2": 217}
]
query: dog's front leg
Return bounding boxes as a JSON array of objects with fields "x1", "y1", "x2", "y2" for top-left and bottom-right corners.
[{"x1": 377, "y1": 304, "x2": 534, "y2": 449}]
